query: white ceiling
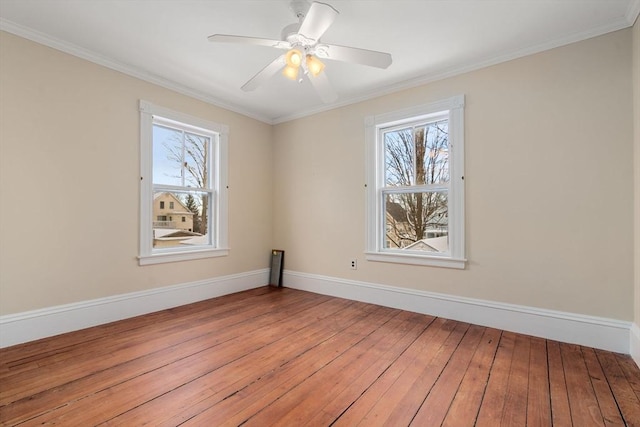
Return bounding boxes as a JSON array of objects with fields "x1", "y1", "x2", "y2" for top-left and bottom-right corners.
[{"x1": 1, "y1": 0, "x2": 638, "y2": 124}]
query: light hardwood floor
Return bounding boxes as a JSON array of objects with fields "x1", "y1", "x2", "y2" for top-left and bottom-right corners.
[{"x1": 1, "y1": 286, "x2": 639, "y2": 426}]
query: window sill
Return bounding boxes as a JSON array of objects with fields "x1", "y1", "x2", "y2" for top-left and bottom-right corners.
[
  {"x1": 365, "y1": 251, "x2": 466, "y2": 269},
  {"x1": 138, "y1": 248, "x2": 229, "y2": 265}
]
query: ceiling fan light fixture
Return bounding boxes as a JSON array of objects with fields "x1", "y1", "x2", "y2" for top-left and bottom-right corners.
[
  {"x1": 209, "y1": 1, "x2": 392, "y2": 101},
  {"x1": 285, "y1": 49, "x2": 303, "y2": 67},
  {"x1": 283, "y1": 64, "x2": 299, "y2": 80},
  {"x1": 306, "y1": 54, "x2": 325, "y2": 77}
]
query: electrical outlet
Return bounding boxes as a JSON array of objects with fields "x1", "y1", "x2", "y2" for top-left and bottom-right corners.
[{"x1": 350, "y1": 259, "x2": 357, "y2": 270}]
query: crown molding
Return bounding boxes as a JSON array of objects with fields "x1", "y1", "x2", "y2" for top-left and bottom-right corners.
[
  {"x1": 273, "y1": 12, "x2": 637, "y2": 124},
  {"x1": 2, "y1": 1, "x2": 637, "y2": 127},
  {"x1": 0, "y1": 18, "x2": 274, "y2": 125}
]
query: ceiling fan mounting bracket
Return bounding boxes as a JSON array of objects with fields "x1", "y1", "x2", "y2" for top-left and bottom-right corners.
[{"x1": 289, "y1": 0, "x2": 311, "y2": 20}]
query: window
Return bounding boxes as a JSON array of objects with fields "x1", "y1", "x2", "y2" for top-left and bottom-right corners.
[
  {"x1": 365, "y1": 95, "x2": 465, "y2": 268},
  {"x1": 139, "y1": 100, "x2": 229, "y2": 265}
]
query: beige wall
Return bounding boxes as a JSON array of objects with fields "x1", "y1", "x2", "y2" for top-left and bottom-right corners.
[
  {"x1": 633, "y1": 16, "x2": 640, "y2": 327},
  {"x1": 273, "y1": 29, "x2": 634, "y2": 320},
  {"x1": 0, "y1": 27, "x2": 635, "y2": 323},
  {"x1": 0, "y1": 32, "x2": 273, "y2": 315}
]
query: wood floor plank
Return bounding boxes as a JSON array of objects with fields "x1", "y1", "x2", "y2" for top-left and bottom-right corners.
[
  {"x1": 208, "y1": 311, "x2": 428, "y2": 426},
  {"x1": 238, "y1": 312, "x2": 430, "y2": 426},
  {"x1": 0, "y1": 289, "x2": 324, "y2": 425},
  {"x1": 0, "y1": 287, "x2": 317, "y2": 406},
  {"x1": 475, "y1": 331, "x2": 516, "y2": 426},
  {"x1": 312, "y1": 318, "x2": 455, "y2": 425},
  {"x1": 408, "y1": 324, "x2": 486, "y2": 426},
  {"x1": 10, "y1": 293, "x2": 344, "y2": 426},
  {"x1": 441, "y1": 327, "x2": 502, "y2": 427},
  {"x1": 103, "y1": 300, "x2": 378, "y2": 425},
  {"x1": 332, "y1": 319, "x2": 467, "y2": 426},
  {"x1": 500, "y1": 333, "x2": 531, "y2": 426},
  {"x1": 1, "y1": 287, "x2": 638, "y2": 426},
  {"x1": 157, "y1": 305, "x2": 399, "y2": 426},
  {"x1": 614, "y1": 353, "x2": 640, "y2": 400},
  {"x1": 582, "y1": 347, "x2": 625, "y2": 426},
  {"x1": 561, "y1": 343, "x2": 605, "y2": 426},
  {"x1": 526, "y1": 337, "x2": 551, "y2": 427},
  {"x1": 309, "y1": 316, "x2": 450, "y2": 426},
  {"x1": 0, "y1": 287, "x2": 271, "y2": 373},
  {"x1": 547, "y1": 340, "x2": 572, "y2": 427},
  {"x1": 596, "y1": 349, "x2": 640, "y2": 426}
]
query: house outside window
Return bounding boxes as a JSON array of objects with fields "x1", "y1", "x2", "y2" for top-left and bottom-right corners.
[
  {"x1": 365, "y1": 95, "x2": 465, "y2": 269},
  {"x1": 139, "y1": 100, "x2": 229, "y2": 265}
]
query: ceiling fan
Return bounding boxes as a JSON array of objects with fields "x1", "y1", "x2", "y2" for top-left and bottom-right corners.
[{"x1": 207, "y1": 0, "x2": 392, "y2": 103}]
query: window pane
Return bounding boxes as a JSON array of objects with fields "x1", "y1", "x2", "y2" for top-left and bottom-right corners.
[
  {"x1": 384, "y1": 120, "x2": 449, "y2": 186},
  {"x1": 153, "y1": 124, "x2": 184, "y2": 186},
  {"x1": 153, "y1": 190, "x2": 212, "y2": 249},
  {"x1": 419, "y1": 120, "x2": 449, "y2": 184},
  {"x1": 384, "y1": 191, "x2": 448, "y2": 252},
  {"x1": 384, "y1": 127, "x2": 414, "y2": 186},
  {"x1": 183, "y1": 132, "x2": 210, "y2": 189}
]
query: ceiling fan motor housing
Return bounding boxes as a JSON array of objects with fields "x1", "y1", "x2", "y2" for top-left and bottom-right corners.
[{"x1": 281, "y1": 22, "x2": 302, "y2": 43}]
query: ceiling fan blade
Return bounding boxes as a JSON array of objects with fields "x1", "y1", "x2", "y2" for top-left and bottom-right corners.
[
  {"x1": 241, "y1": 55, "x2": 286, "y2": 91},
  {"x1": 208, "y1": 34, "x2": 290, "y2": 49},
  {"x1": 317, "y1": 44, "x2": 392, "y2": 69},
  {"x1": 308, "y1": 72, "x2": 338, "y2": 103},
  {"x1": 298, "y1": 2, "x2": 338, "y2": 41}
]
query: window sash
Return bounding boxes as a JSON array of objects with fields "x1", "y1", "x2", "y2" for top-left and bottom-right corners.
[{"x1": 151, "y1": 122, "x2": 215, "y2": 191}]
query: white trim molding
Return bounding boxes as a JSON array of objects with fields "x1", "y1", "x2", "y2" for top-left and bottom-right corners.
[
  {"x1": 0, "y1": 269, "x2": 269, "y2": 348},
  {"x1": 138, "y1": 100, "x2": 230, "y2": 266},
  {"x1": 283, "y1": 270, "x2": 632, "y2": 354},
  {"x1": 631, "y1": 323, "x2": 640, "y2": 366}
]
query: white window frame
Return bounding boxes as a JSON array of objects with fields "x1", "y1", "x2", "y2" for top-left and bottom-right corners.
[
  {"x1": 138, "y1": 100, "x2": 229, "y2": 265},
  {"x1": 365, "y1": 95, "x2": 465, "y2": 269}
]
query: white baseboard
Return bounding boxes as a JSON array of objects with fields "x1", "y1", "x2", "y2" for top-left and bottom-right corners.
[
  {"x1": 631, "y1": 323, "x2": 640, "y2": 365},
  {"x1": 284, "y1": 270, "x2": 631, "y2": 354},
  {"x1": 0, "y1": 269, "x2": 269, "y2": 348}
]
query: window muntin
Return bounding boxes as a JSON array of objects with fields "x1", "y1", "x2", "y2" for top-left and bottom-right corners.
[
  {"x1": 139, "y1": 100, "x2": 228, "y2": 265},
  {"x1": 365, "y1": 95, "x2": 465, "y2": 268}
]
